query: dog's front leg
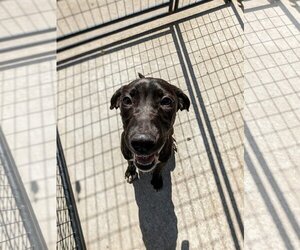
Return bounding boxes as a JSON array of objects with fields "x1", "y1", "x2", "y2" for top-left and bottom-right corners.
[
  {"x1": 151, "y1": 162, "x2": 165, "y2": 191},
  {"x1": 125, "y1": 161, "x2": 138, "y2": 184}
]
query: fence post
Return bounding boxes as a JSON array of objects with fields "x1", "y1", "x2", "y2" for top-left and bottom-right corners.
[
  {"x1": 174, "y1": 0, "x2": 179, "y2": 11},
  {"x1": 169, "y1": 0, "x2": 174, "y2": 12}
]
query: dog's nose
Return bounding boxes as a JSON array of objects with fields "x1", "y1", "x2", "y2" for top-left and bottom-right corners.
[{"x1": 131, "y1": 134, "x2": 155, "y2": 155}]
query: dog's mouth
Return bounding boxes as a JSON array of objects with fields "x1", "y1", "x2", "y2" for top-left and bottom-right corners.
[
  {"x1": 134, "y1": 153, "x2": 158, "y2": 172},
  {"x1": 136, "y1": 154, "x2": 155, "y2": 165}
]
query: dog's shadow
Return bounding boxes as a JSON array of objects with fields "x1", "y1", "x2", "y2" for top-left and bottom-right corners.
[{"x1": 133, "y1": 154, "x2": 178, "y2": 250}]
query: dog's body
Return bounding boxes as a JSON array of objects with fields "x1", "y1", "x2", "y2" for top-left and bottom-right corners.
[{"x1": 110, "y1": 74, "x2": 190, "y2": 190}]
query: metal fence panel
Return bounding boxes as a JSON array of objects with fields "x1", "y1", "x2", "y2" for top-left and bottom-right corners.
[
  {"x1": 57, "y1": 130, "x2": 86, "y2": 250},
  {"x1": 0, "y1": 127, "x2": 47, "y2": 250},
  {"x1": 57, "y1": 0, "x2": 171, "y2": 38},
  {"x1": 244, "y1": 0, "x2": 300, "y2": 249}
]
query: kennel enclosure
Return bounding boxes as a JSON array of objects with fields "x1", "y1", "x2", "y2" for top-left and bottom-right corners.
[{"x1": 57, "y1": 0, "x2": 244, "y2": 249}]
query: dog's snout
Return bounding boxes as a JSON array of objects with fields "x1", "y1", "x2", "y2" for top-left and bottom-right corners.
[{"x1": 131, "y1": 134, "x2": 155, "y2": 155}]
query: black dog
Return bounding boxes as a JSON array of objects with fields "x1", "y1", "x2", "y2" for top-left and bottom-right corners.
[{"x1": 110, "y1": 73, "x2": 190, "y2": 190}]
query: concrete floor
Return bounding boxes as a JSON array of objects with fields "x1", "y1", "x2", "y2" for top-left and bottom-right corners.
[{"x1": 57, "y1": 1, "x2": 244, "y2": 249}]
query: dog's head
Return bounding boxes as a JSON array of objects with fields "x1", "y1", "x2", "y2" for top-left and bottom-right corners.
[{"x1": 110, "y1": 73, "x2": 190, "y2": 172}]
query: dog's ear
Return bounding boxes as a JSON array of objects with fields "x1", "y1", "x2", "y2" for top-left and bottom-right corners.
[
  {"x1": 138, "y1": 73, "x2": 145, "y2": 79},
  {"x1": 173, "y1": 86, "x2": 190, "y2": 111},
  {"x1": 110, "y1": 86, "x2": 123, "y2": 110}
]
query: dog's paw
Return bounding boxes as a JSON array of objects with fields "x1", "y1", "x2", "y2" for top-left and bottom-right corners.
[
  {"x1": 151, "y1": 175, "x2": 163, "y2": 191},
  {"x1": 125, "y1": 170, "x2": 138, "y2": 184}
]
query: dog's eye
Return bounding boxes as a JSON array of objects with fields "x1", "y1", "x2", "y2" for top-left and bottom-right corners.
[
  {"x1": 122, "y1": 96, "x2": 132, "y2": 106},
  {"x1": 160, "y1": 97, "x2": 173, "y2": 106}
]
